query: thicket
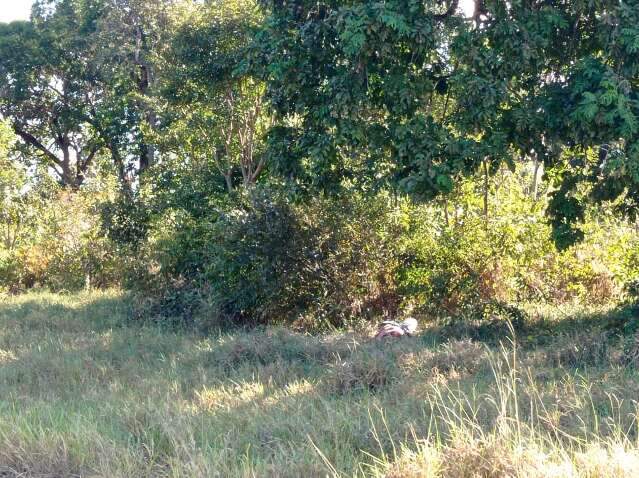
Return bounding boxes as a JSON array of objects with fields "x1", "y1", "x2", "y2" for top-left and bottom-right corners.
[
  {"x1": 142, "y1": 171, "x2": 639, "y2": 328},
  {"x1": 0, "y1": 162, "x2": 124, "y2": 292},
  {"x1": 3, "y1": 148, "x2": 637, "y2": 328},
  {"x1": 1, "y1": 0, "x2": 639, "y2": 329}
]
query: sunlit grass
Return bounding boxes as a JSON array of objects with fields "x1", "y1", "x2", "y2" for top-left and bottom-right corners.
[{"x1": 0, "y1": 290, "x2": 637, "y2": 476}]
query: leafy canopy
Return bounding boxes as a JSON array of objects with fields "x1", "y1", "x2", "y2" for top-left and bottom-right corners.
[{"x1": 256, "y1": 0, "x2": 639, "y2": 247}]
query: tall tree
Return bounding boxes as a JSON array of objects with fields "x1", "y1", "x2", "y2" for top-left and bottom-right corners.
[
  {"x1": 92, "y1": 0, "x2": 177, "y2": 179},
  {"x1": 156, "y1": 0, "x2": 269, "y2": 194},
  {"x1": 454, "y1": 0, "x2": 639, "y2": 247},
  {"x1": 253, "y1": 0, "x2": 474, "y2": 195},
  {"x1": 0, "y1": 0, "x2": 177, "y2": 190},
  {"x1": 0, "y1": 5, "x2": 105, "y2": 188},
  {"x1": 256, "y1": 0, "x2": 639, "y2": 246}
]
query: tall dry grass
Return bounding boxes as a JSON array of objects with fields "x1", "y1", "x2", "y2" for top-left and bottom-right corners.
[
  {"x1": 0, "y1": 291, "x2": 637, "y2": 477},
  {"x1": 355, "y1": 336, "x2": 639, "y2": 477}
]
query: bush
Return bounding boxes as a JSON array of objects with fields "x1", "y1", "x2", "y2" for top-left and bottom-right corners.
[
  {"x1": 141, "y1": 188, "x2": 404, "y2": 328},
  {"x1": 0, "y1": 249, "x2": 20, "y2": 291},
  {"x1": 625, "y1": 278, "x2": 639, "y2": 303},
  {"x1": 209, "y1": 189, "x2": 406, "y2": 326},
  {"x1": 396, "y1": 172, "x2": 637, "y2": 319},
  {"x1": 0, "y1": 180, "x2": 125, "y2": 293},
  {"x1": 5, "y1": 157, "x2": 627, "y2": 328},
  {"x1": 133, "y1": 168, "x2": 639, "y2": 329}
]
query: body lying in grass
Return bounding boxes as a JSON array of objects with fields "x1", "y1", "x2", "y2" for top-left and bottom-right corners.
[{"x1": 375, "y1": 317, "x2": 418, "y2": 339}]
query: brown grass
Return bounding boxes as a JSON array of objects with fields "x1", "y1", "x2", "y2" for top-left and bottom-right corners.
[{"x1": 1, "y1": 291, "x2": 638, "y2": 477}]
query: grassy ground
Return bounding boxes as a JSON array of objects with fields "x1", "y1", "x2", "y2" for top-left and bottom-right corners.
[{"x1": 1, "y1": 291, "x2": 638, "y2": 477}]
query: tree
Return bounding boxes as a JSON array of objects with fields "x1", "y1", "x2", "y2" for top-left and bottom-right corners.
[
  {"x1": 453, "y1": 0, "x2": 639, "y2": 248},
  {"x1": 156, "y1": 0, "x2": 269, "y2": 194},
  {"x1": 254, "y1": 0, "x2": 471, "y2": 195},
  {"x1": 0, "y1": 7, "x2": 105, "y2": 189},
  {"x1": 0, "y1": 0, "x2": 178, "y2": 191},
  {"x1": 0, "y1": 121, "x2": 26, "y2": 251},
  {"x1": 255, "y1": 0, "x2": 639, "y2": 247},
  {"x1": 92, "y1": 0, "x2": 178, "y2": 181}
]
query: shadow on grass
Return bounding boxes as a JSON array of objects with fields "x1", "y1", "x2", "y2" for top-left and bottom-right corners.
[
  {"x1": 2, "y1": 292, "x2": 637, "y2": 402},
  {"x1": 0, "y1": 291, "x2": 139, "y2": 334},
  {"x1": 421, "y1": 302, "x2": 639, "y2": 348}
]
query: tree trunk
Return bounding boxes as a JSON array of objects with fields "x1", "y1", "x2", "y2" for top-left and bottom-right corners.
[
  {"x1": 531, "y1": 156, "x2": 541, "y2": 200},
  {"x1": 224, "y1": 170, "x2": 234, "y2": 194},
  {"x1": 138, "y1": 104, "x2": 157, "y2": 174},
  {"x1": 135, "y1": 27, "x2": 156, "y2": 176},
  {"x1": 483, "y1": 158, "x2": 489, "y2": 228},
  {"x1": 60, "y1": 147, "x2": 83, "y2": 189},
  {"x1": 109, "y1": 144, "x2": 133, "y2": 196}
]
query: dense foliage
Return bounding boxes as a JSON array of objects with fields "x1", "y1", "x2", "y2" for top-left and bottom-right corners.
[
  {"x1": 1, "y1": 0, "x2": 638, "y2": 327},
  {"x1": 256, "y1": 0, "x2": 639, "y2": 247}
]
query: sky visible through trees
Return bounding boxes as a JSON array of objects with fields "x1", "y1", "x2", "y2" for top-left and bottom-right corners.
[
  {"x1": 0, "y1": 1, "x2": 476, "y2": 23},
  {"x1": 0, "y1": 0, "x2": 33, "y2": 23}
]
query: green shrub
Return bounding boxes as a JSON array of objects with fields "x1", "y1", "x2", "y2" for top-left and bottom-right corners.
[
  {"x1": 0, "y1": 249, "x2": 20, "y2": 292},
  {"x1": 396, "y1": 171, "x2": 637, "y2": 319},
  {"x1": 141, "y1": 188, "x2": 404, "y2": 328},
  {"x1": 0, "y1": 179, "x2": 126, "y2": 292},
  {"x1": 625, "y1": 278, "x2": 639, "y2": 304},
  {"x1": 208, "y1": 189, "x2": 405, "y2": 326},
  {"x1": 4, "y1": 156, "x2": 628, "y2": 329},
  {"x1": 133, "y1": 168, "x2": 639, "y2": 329}
]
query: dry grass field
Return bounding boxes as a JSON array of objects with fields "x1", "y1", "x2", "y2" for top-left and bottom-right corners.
[{"x1": 1, "y1": 290, "x2": 639, "y2": 477}]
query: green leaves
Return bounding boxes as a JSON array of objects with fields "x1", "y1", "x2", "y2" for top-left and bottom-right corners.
[
  {"x1": 378, "y1": 9, "x2": 409, "y2": 35},
  {"x1": 339, "y1": 8, "x2": 367, "y2": 56},
  {"x1": 576, "y1": 92, "x2": 599, "y2": 121},
  {"x1": 4, "y1": 0, "x2": 638, "y2": 252},
  {"x1": 254, "y1": 0, "x2": 460, "y2": 195}
]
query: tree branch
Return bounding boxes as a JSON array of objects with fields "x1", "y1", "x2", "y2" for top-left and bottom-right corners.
[
  {"x1": 434, "y1": 0, "x2": 459, "y2": 20},
  {"x1": 81, "y1": 144, "x2": 100, "y2": 170},
  {"x1": 12, "y1": 126, "x2": 63, "y2": 167}
]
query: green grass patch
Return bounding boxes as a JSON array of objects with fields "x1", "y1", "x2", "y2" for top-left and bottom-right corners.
[{"x1": 1, "y1": 291, "x2": 638, "y2": 477}]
